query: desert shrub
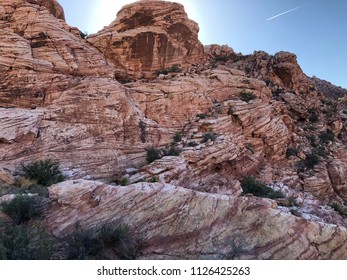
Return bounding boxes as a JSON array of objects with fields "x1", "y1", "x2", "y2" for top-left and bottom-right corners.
[
  {"x1": 146, "y1": 145, "x2": 182, "y2": 163},
  {"x1": 156, "y1": 65, "x2": 181, "y2": 76},
  {"x1": 149, "y1": 176, "x2": 159, "y2": 183},
  {"x1": 66, "y1": 223, "x2": 138, "y2": 260},
  {"x1": 98, "y1": 223, "x2": 138, "y2": 260},
  {"x1": 318, "y1": 129, "x2": 335, "y2": 145},
  {"x1": 0, "y1": 222, "x2": 53, "y2": 260},
  {"x1": 304, "y1": 153, "x2": 320, "y2": 169},
  {"x1": 119, "y1": 177, "x2": 129, "y2": 186},
  {"x1": 196, "y1": 113, "x2": 208, "y2": 119},
  {"x1": 187, "y1": 141, "x2": 198, "y2": 147},
  {"x1": 1, "y1": 195, "x2": 44, "y2": 224},
  {"x1": 274, "y1": 88, "x2": 284, "y2": 94},
  {"x1": 330, "y1": 202, "x2": 347, "y2": 217},
  {"x1": 163, "y1": 146, "x2": 182, "y2": 156},
  {"x1": 22, "y1": 159, "x2": 64, "y2": 187},
  {"x1": 79, "y1": 31, "x2": 88, "y2": 39},
  {"x1": 169, "y1": 65, "x2": 181, "y2": 73},
  {"x1": 314, "y1": 146, "x2": 328, "y2": 158},
  {"x1": 201, "y1": 132, "x2": 217, "y2": 143},
  {"x1": 146, "y1": 147, "x2": 162, "y2": 164},
  {"x1": 309, "y1": 112, "x2": 319, "y2": 123},
  {"x1": 240, "y1": 177, "x2": 284, "y2": 199},
  {"x1": 296, "y1": 160, "x2": 306, "y2": 173},
  {"x1": 118, "y1": 79, "x2": 133, "y2": 84},
  {"x1": 306, "y1": 134, "x2": 318, "y2": 147},
  {"x1": 239, "y1": 91, "x2": 257, "y2": 102},
  {"x1": 285, "y1": 147, "x2": 298, "y2": 158},
  {"x1": 15, "y1": 177, "x2": 37, "y2": 189},
  {"x1": 66, "y1": 225, "x2": 103, "y2": 260},
  {"x1": 0, "y1": 184, "x2": 24, "y2": 196},
  {"x1": 173, "y1": 132, "x2": 182, "y2": 143}
]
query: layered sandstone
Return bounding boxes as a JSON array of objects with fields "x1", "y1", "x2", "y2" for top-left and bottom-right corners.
[
  {"x1": 47, "y1": 180, "x2": 347, "y2": 260},
  {"x1": 1, "y1": 0, "x2": 347, "y2": 260},
  {"x1": 0, "y1": 0, "x2": 113, "y2": 77}
]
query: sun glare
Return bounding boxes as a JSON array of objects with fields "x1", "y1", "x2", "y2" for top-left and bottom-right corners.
[
  {"x1": 88, "y1": 0, "x2": 134, "y2": 34},
  {"x1": 87, "y1": 0, "x2": 199, "y2": 34}
]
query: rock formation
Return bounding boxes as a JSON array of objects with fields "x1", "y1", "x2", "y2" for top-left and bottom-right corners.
[
  {"x1": 1, "y1": 0, "x2": 347, "y2": 259},
  {"x1": 47, "y1": 180, "x2": 347, "y2": 260},
  {"x1": 88, "y1": 0, "x2": 205, "y2": 79}
]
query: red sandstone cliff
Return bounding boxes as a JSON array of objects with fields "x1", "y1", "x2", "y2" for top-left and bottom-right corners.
[{"x1": 1, "y1": 0, "x2": 347, "y2": 259}]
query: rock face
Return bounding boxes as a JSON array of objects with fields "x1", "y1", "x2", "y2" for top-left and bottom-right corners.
[
  {"x1": 88, "y1": 0, "x2": 205, "y2": 79},
  {"x1": 311, "y1": 76, "x2": 347, "y2": 99},
  {"x1": 2, "y1": 0, "x2": 347, "y2": 260},
  {"x1": 47, "y1": 180, "x2": 347, "y2": 260}
]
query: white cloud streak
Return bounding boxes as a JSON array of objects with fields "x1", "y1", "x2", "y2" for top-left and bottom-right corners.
[{"x1": 266, "y1": 6, "x2": 302, "y2": 21}]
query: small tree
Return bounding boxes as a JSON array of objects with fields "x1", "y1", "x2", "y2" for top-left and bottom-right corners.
[
  {"x1": 173, "y1": 132, "x2": 182, "y2": 143},
  {"x1": 22, "y1": 159, "x2": 64, "y2": 187},
  {"x1": 146, "y1": 147, "x2": 161, "y2": 163},
  {"x1": 239, "y1": 91, "x2": 257, "y2": 102},
  {"x1": 318, "y1": 129, "x2": 335, "y2": 145},
  {"x1": 201, "y1": 132, "x2": 217, "y2": 143},
  {"x1": 240, "y1": 176, "x2": 284, "y2": 199},
  {"x1": 1, "y1": 195, "x2": 44, "y2": 224},
  {"x1": 304, "y1": 153, "x2": 320, "y2": 169},
  {"x1": 285, "y1": 147, "x2": 298, "y2": 158}
]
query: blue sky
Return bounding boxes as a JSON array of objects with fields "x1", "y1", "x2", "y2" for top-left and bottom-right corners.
[{"x1": 58, "y1": 0, "x2": 347, "y2": 89}]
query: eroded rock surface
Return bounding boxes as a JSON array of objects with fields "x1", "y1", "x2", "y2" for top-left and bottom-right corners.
[
  {"x1": 88, "y1": 0, "x2": 205, "y2": 79},
  {"x1": 47, "y1": 180, "x2": 347, "y2": 260},
  {"x1": 1, "y1": 0, "x2": 347, "y2": 260}
]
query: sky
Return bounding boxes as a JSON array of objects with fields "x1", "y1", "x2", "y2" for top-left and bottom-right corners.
[{"x1": 58, "y1": 0, "x2": 347, "y2": 89}]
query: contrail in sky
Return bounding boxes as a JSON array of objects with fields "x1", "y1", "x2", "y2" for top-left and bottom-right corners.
[{"x1": 266, "y1": 6, "x2": 302, "y2": 21}]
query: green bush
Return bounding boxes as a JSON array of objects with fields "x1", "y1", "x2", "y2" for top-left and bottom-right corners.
[
  {"x1": 98, "y1": 223, "x2": 138, "y2": 260},
  {"x1": 155, "y1": 65, "x2": 181, "y2": 76},
  {"x1": 274, "y1": 88, "x2": 284, "y2": 94},
  {"x1": 239, "y1": 91, "x2": 257, "y2": 102},
  {"x1": 303, "y1": 153, "x2": 320, "y2": 170},
  {"x1": 318, "y1": 129, "x2": 335, "y2": 145},
  {"x1": 173, "y1": 132, "x2": 182, "y2": 143},
  {"x1": 149, "y1": 176, "x2": 159, "y2": 183},
  {"x1": 240, "y1": 177, "x2": 284, "y2": 199},
  {"x1": 200, "y1": 132, "x2": 217, "y2": 143},
  {"x1": 330, "y1": 202, "x2": 347, "y2": 217},
  {"x1": 66, "y1": 225, "x2": 103, "y2": 260},
  {"x1": 146, "y1": 147, "x2": 162, "y2": 164},
  {"x1": 66, "y1": 223, "x2": 138, "y2": 260},
  {"x1": 0, "y1": 222, "x2": 53, "y2": 260},
  {"x1": 306, "y1": 134, "x2": 318, "y2": 147},
  {"x1": 285, "y1": 147, "x2": 298, "y2": 158},
  {"x1": 309, "y1": 112, "x2": 319, "y2": 123},
  {"x1": 22, "y1": 159, "x2": 64, "y2": 187},
  {"x1": 187, "y1": 141, "x2": 198, "y2": 147},
  {"x1": 119, "y1": 177, "x2": 129, "y2": 186},
  {"x1": 196, "y1": 113, "x2": 208, "y2": 119},
  {"x1": 79, "y1": 30, "x2": 88, "y2": 39},
  {"x1": 1, "y1": 195, "x2": 44, "y2": 224},
  {"x1": 296, "y1": 152, "x2": 320, "y2": 173},
  {"x1": 314, "y1": 146, "x2": 328, "y2": 158}
]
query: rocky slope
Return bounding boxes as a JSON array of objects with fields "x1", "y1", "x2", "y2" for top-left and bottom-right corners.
[
  {"x1": 310, "y1": 76, "x2": 347, "y2": 100},
  {"x1": 1, "y1": 0, "x2": 347, "y2": 259}
]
